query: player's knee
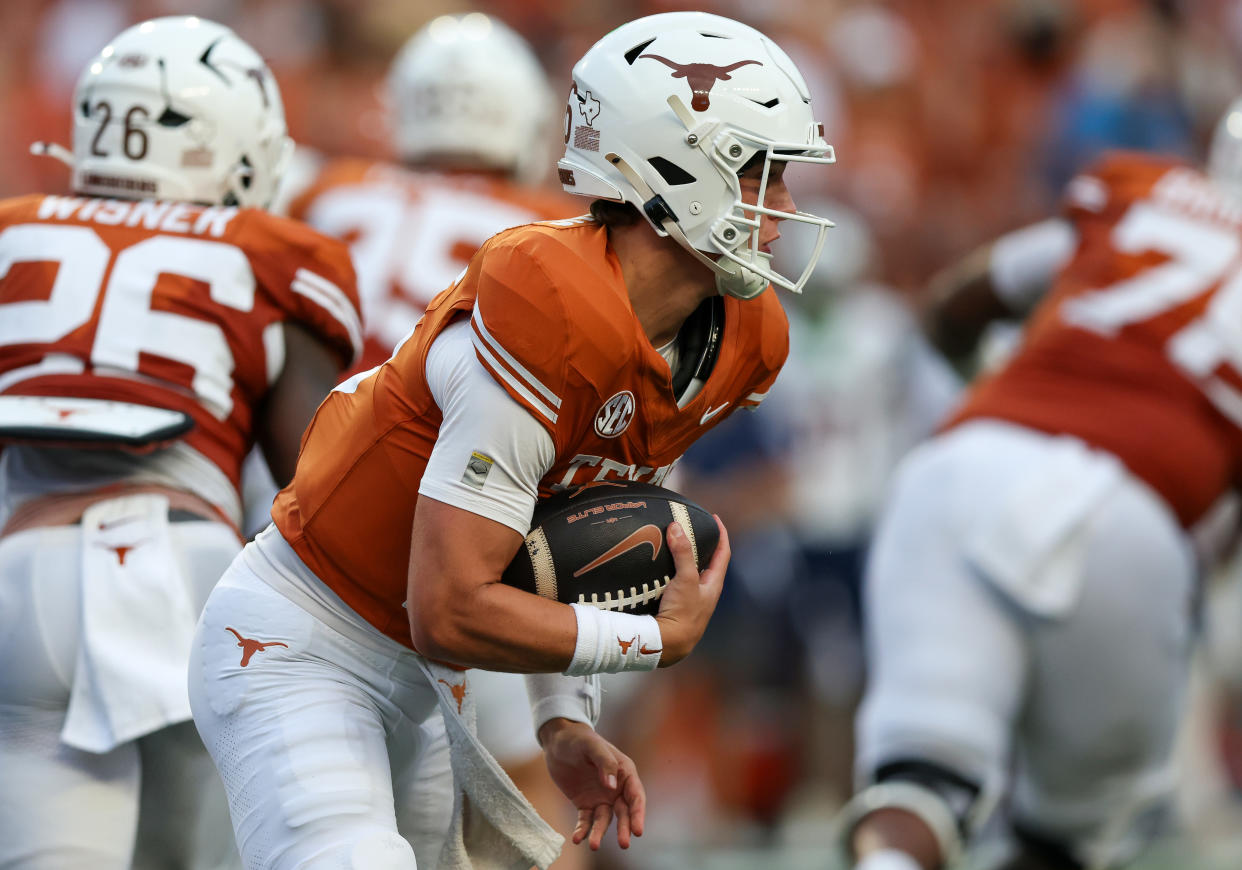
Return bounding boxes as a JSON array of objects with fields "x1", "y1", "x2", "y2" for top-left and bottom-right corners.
[
  {"x1": 837, "y1": 759, "x2": 986, "y2": 869},
  {"x1": 349, "y1": 830, "x2": 417, "y2": 870}
]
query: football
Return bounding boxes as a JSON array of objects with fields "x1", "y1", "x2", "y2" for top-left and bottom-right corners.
[{"x1": 502, "y1": 481, "x2": 718, "y2": 615}]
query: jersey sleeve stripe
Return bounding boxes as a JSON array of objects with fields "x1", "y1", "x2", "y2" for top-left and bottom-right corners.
[
  {"x1": 470, "y1": 305, "x2": 562, "y2": 409},
  {"x1": 743, "y1": 390, "x2": 768, "y2": 404},
  {"x1": 470, "y1": 328, "x2": 559, "y2": 426},
  {"x1": 291, "y1": 268, "x2": 364, "y2": 361}
]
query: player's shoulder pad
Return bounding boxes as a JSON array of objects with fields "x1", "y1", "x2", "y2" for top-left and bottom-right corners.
[
  {"x1": 236, "y1": 207, "x2": 363, "y2": 367},
  {"x1": 466, "y1": 220, "x2": 610, "y2": 432},
  {"x1": 1063, "y1": 149, "x2": 1187, "y2": 216}
]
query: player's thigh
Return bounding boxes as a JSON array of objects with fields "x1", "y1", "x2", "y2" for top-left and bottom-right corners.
[
  {"x1": 0, "y1": 526, "x2": 81, "y2": 708},
  {"x1": 393, "y1": 711, "x2": 454, "y2": 868},
  {"x1": 857, "y1": 444, "x2": 1028, "y2": 790},
  {"x1": 0, "y1": 705, "x2": 140, "y2": 869},
  {"x1": 133, "y1": 720, "x2": 239, "y2": 870},
  {"x1": 1013, "y1": 477, "x2": 1195, "y2": 861},
  {"x1": 189, "y1": 566, "x2": 420, "y2": 870}
]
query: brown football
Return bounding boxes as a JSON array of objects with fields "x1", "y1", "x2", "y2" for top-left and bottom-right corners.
[{"x1": 501, "y1": 481, "x2": 718, "y2": 615}]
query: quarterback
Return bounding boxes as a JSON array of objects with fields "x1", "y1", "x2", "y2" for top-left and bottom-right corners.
[
  {"x1": 189, "y1": 10, "x2": 836, "y2": 870},
  {"x1": 276, "y1": 13, "x2": 584, "y2": 865},
  {"x1": 0, "y1": 16, "x2": 361, "y2": 869},
  {"x1": 837, "y1": 112, "x2": 1242, "y2": 869}
]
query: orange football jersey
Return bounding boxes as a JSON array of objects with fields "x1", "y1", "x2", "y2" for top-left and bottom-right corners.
[
  {"x1": 951, "y1": 152, "x2": 1242, "y2": 526},
  {"x1": 286, "y1": 157, "x2": 577, "y2": 370},
  {"x1": 273, "y1": 217, "x2": 789, "y2": 647},
  {"x1": 0, "y1": 194, "x2": 362, "y2": 504}
]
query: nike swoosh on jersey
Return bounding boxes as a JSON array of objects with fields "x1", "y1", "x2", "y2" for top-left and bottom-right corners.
[
  {"x1": 700, "y1": 402, "x2": 730, "y2": 425},
  {"x1": 573, "y1": 524, "x2": 663, "y2": 577}
]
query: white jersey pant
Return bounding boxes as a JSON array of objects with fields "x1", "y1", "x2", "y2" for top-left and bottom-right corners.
[
  {"x1": 0, "y1": 517, "x2": 241, "y2": 869},
  {"x1": 856, "y1": 421, "x2": 1196, "y2": 867},
  {"x1": 188, "y1": 547, "x2": 454, "y2": 870}
]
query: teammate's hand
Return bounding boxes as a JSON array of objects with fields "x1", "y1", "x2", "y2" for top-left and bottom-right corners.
[
  {"x1": 540, "y1": 719, "x2": 646, "y2": 850},
  {"x1": 653, "y1": 515, "x2": 729, "y2": 666}
]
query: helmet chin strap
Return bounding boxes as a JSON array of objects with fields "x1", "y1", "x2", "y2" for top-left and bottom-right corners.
[{"x1": 605, "y1": 151, "x2": 767, "y2": 299}]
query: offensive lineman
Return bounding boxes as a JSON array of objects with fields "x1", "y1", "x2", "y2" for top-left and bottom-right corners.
[
  {"x1": 0, "y1": 17, "x2": 362, "y2": 869},
  {"x1": 189, "y1": 11, "x2": 836, "y2": 869},
  {"x1": 838, "y1": 109, "x2": 1242, "y2": 870}
]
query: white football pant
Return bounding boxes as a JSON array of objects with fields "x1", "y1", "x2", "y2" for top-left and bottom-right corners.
[
  {"x1": 856, "y1": 421, "x2": 1196, "y2": 867},
  {"x1": 188, "y1": 546, "x2": 455, "y2": 870},
  {"x1": 0, "y1": 518, "x2": 241, "y2": 869}
]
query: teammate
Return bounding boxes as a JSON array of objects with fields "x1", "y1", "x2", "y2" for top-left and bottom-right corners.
[
  {"x1": 275, "y1": 15, "x2": 584, "y2": 864},
  {"x1": 283, "y1": 12, "x2": 574, "y2": 368},
  {"x1": 0, "y1": 16, "x2": 362, "y2": 869},
  {"x1": 188, "y1": 11, "x2": 836, "y2": 869},
  {"x1": 836, "y1": 108, "x2": 1242, "y2": 870}
]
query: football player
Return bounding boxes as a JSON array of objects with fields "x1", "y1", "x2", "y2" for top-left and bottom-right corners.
[
  {"x1": 836, "y1": 106, "x2": 1242, "y2": 870},
  {"x1": 274, "y1": 16, "x2": 585, "y2": 865},
  {"x1": 0, "y1": 15, "x2": 363, "y2": 870},
  {"x1": 188, "y1": 11, "x2": 836, "y2": 869}
]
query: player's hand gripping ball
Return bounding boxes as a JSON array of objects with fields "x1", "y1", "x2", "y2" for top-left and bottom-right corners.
[{"x1": 502, "y1": 481, "x2": 718, "y2": 615}]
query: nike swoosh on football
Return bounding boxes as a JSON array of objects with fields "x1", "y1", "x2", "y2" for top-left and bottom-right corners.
[
  {"x1": 699, "y1": 402, "x2": 730, "y2": 425},
  {"x1": 573, "y1": 524, "x2": 663, "y2": 577}
]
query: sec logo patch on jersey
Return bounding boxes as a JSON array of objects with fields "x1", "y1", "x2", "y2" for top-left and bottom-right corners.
[
  {"x1": 501, "y1": 481, "x2": 717, "y2": 615},
  {"x1": 594, "y1": 391, "x2": 635, "y2": 438}
]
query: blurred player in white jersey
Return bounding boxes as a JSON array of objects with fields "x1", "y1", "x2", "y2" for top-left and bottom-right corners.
[
  {"x1": 0, "y1": 16, "x2": 363, "y2": 868},
  {"x1": 268, "y1": 14, "x2": 583, "y2": 864}
]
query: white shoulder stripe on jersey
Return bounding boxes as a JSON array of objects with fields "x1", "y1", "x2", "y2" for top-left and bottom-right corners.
[
  {"x1": 470, "y1": 328, "x2": 559, "y2": 426},
  {"x1": 470, "y1": 304, "x2": 562, "y2": 410},
  {"x1": 291, "y1": 268, "x2": 364, "y2": 361}
]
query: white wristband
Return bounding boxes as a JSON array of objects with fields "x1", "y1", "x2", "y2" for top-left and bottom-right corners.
[
  {"x1": 525, "y1": 673, "x2": 601, "y2": 738},
  {"x1": 565, "y1": 603, "x2": 663, "y2": 675}
]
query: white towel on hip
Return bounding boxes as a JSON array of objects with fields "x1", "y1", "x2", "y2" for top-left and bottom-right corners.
[
  {"x1": 61, "y1": 493, "x2": 199, "y2": 752},
  {"x1": 418, "y1": 658, "x2": 564, "y2": 870}
]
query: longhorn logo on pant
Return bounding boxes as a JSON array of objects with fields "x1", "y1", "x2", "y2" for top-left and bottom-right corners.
[
  {"x1": 225, "y1": 627, "x2": 288, "y2": 667},
  {"x1": 439, "y1": 678, "x2": 467, "y2": 714},
  {"x1": 639, "y1": 55, "x2": 762, "y2": 111}
]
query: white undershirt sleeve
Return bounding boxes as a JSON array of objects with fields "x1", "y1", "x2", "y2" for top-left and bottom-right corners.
[
  {"x1": 988, "y1": 217, "x2": 1078, "y2": 314},
  {"x1": 418, "y1": 320, "x2": 555, "y2": 534}
]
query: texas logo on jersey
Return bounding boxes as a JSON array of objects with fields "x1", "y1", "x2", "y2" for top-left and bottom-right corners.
[
  {"x1": 951, "y1": 151, "x2": 1242, "y2": 527},
  {"x1": 273, "y1": 217, "x2": 787, "y2": 647},
  {"x1": 0, "y1": 194, "x2": 362, "y2": 524},
  {"x1": 285, "y1": 157, "x2": 577, "y2": 371}
]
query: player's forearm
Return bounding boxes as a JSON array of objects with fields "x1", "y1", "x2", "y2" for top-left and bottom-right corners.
[{"x1": 408, "y1": 580, "x2": 579, "y2": 672}]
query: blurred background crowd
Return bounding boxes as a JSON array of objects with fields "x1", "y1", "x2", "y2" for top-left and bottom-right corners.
[{"x1": 7, "y1": 0, "x2": 1242, "y2": 867}]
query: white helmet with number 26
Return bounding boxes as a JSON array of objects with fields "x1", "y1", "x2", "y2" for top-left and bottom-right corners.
[
  {"x1": 59, "y1": 16, "x2": 292, "y2": 209},
  {"x1": 559, "y1": 11, "x2": 836, "y2": 299}
]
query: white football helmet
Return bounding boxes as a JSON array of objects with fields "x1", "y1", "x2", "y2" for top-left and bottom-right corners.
[
  {"x1": 558, "y1": 12, "x2": 836, "y2": 299},
  {"x1": 1208, "y1": 97, "x2": 1242, "y2": 205},
  {"x1": 52, "y1": 16, "x2": 291, "y2": 208},
  {"x1": 388, "y1": 13, "x2": 555, "y2": 183}
]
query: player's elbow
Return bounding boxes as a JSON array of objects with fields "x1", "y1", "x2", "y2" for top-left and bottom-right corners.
[{"x1": 407, "y1": 595, "x2": 474, "y2": 663}]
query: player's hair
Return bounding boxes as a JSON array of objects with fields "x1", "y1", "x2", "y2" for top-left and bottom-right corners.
[{"x1": 589, "y1": 200, "x2": 643, "y2": 229}]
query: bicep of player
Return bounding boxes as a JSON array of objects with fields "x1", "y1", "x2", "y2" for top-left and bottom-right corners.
[{"x1": 255, "y1": 322, "x2": 343, "y2": 486}]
